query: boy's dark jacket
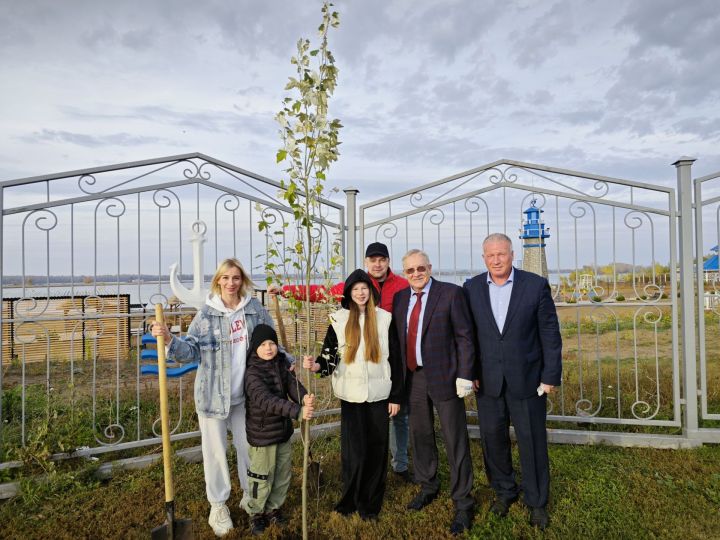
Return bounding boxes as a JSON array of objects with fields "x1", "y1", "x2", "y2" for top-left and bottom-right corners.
[{"x1": 244, "y1": 351, "x2": 308, "y2": 447}]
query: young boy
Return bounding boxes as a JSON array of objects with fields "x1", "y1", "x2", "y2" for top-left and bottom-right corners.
[{"x1": 241, "y1": 324, "x2": 315, "y2": 536}]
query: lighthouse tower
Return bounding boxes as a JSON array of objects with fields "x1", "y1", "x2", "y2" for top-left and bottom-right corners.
[{"x1": 519, "y1": 199, "x2": 550, "y2": 279}]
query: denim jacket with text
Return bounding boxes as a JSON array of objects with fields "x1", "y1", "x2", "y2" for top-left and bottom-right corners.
[{"x1": 168, "y1": 297, "x2": 280, "y2": 418}]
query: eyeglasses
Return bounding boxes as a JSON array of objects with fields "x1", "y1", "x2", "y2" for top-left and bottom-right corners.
[{"x1": 404, "y1": 265, "x2": 429, "y2": 275}]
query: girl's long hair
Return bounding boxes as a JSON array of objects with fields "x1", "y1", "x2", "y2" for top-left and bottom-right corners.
[{"x1": 343, "y1": 292, "x2": 380, "y2": 364}]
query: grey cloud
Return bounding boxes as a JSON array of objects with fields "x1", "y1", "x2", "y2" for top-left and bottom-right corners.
[
  {"x1": 334, "y1": 0, "x2": 505, "y2": 67},
  {"x1": 557, "y1": 108, "x2": 604, "y2": 125},
  {"x1": 81, "y1": 25, "x2": 117, "y2": 49},
  {"x1": 512, "y1": 2, "x2": 579, "y2": 68},
  {"x1": 81, "y1": 26, "x2": 155, "y2": 52},
  {"x1": 488, "y1": 79, "x2": 519, "y2": 103},
  {"x1": 612, "y1": 0, "x2": 720, "y2": 110},
  {"x1": 506, "y1": 102, "x2": 604, "y2": 128},
  {"x1": 433, "y1": 80, "x2": 475, "y2": 102},
  {"x1": 603, "y1": 46, "x2": 720, "y2": 130},
  {"x1": 404, "y1": 2, "x2": 505, "y2": 62},
  {"x1": 5, "y1": 0, "x2": 720, "y2": 196},
  {"x1": 529, "y1": 90, "x2": 554, "y2": 106},
  {"x1": 208, "y1": 1, "x2": 317, "y2": 59},
  {"x1": 61, "y1": 105, "x2": 278, "y2": 138},
  {"x1": 352, "y1": 131, "x2": 486, "y2": 168},
  {"x1": 619, "y1": 0, "x2": 720, "y2": 61},
  {"x1": 592, "y1": 114, "x2": 661, "y2": 137},
  {"x1": 672, "y1": 118, "x2": 720, "y2": 140},
  {"x1": 0, "y1": 17, "x2": 33, "y2": 48},
  {"x1": 119, "y1": 29, "x2": 156, "y2": 51},
  {"x1": 236, "y1": 86, "x2": 266, "y2": 96},
  {"x1": 607, "y1": 56, "x2": 677, "y2": 107},
  {"x1": 20, "y1": 129, "x2": 171, "y2": 148}
]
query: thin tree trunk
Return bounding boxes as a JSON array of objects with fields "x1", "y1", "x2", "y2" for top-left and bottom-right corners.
[{"x1": 302, "y1": 191, "x2": 313, "y2": 540}]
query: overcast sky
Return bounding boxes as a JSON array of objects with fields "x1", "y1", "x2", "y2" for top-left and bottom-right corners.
[{"x1": 2, "y1": 0, "x2": 720, "y2": 201}]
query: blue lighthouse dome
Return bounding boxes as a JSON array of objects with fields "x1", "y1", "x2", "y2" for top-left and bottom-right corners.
[{"x1": 519, "y1": 198, "x2": 550, "y2": 245}]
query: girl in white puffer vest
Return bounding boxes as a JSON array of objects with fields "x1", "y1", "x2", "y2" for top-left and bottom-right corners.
[{"x1": 303, "y1": 269, "x2": 403, "y2": 520}]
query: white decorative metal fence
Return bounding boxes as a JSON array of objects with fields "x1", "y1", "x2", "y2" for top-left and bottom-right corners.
[
  {"x1": 694, "y1": 164, "x2": 720, "y2": 437},
  {"x1": 0, "y1": 153, "x2": 345, "y2": 472},
  {"x1": 1, "y1": 154, "x2": 718, "y2": 478}
]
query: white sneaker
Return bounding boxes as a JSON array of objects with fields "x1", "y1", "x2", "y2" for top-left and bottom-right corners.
[{"x1": 208, "y1": 503, "x2": 234, "y2": 537}]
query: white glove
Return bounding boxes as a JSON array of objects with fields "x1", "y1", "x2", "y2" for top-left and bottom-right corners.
[{"x1": 456, "y1": 378, "x2": 473, "y2": 398}]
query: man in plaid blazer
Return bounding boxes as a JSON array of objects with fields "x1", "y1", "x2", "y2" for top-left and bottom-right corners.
[
  {"x1": 392, "y1": 248, "x2": 476, "y2": 535},
  {"x1": 463, "y1": 233, "x2": 562, "y2": 530}
]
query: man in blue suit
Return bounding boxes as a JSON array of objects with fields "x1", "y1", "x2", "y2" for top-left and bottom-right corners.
[
  {"x1": 392, "y1": 248, "x2": 476, "y2": 535},
  {"x1": 463, "y1": 233, "x2": 562, "y2": 530}
]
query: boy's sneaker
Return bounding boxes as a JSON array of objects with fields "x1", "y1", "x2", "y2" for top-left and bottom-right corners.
[
  {"x1": 266, "y1": 507, "x2": 287, "y2": 526},
  {"x1": 249, "y1": 513, "x2": 268, "y2": 536},
  {"x1": 208, "y1": 503, "x2": 234, "y2": 537}
]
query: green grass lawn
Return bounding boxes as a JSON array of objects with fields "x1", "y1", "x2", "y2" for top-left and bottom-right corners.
[{"x1": 1, "y1": 436, "x2": 719, "y2": 539}]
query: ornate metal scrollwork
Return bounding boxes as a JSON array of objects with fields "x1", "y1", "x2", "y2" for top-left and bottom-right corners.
[
  {"x1": 623, "y1": 210, "x2": 663, "y2": 302},
  {"x1": 152, "y1": 188, "x2": 180, "y2": 210},
  {"x1": 95, "y1": 423, "x2": 126, "y2": 447},
  {"x1": 488, "y1": 166, "x2": 519, "y2": 185},
  {"x1": 78, "y1": 173, "x2": 99, "y2": 194},
  {"x1": 629, "y1": 306, "x2": 664, "y2": 420},
  {"x1": 94, "y1": 197, "x2": 127, "y2": 222},
  {"x1": 464, "y1": 194, "x2": 489, "y2": 214},
  {"x1": 376, "y1": 221, "x2": 399, "y2": 241},
  {"x1": 422, "y1": 208, "x2": 445, "y2": 228},
  {"x1": 191, "y1": 160, "x2": 214, "y2": 181},
  {"x1": 569, "y1": 200, "x2": 591, "y2": 220},
  {"x1": 18, "y1": 209, "x2": 59, "y2": 317},
  {"x1": 409, "y1": 192, "x2": 424, "y2": 208}
]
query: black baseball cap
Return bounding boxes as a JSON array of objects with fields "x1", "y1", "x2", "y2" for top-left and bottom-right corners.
[{"x1": 365, "y1": 242, "x2": 389, "y2": 258}]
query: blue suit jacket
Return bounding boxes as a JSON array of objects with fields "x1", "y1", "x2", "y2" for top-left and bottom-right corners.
[
  {"x1": 392, "y1": 278, "x2": 476, "y2": 402},
  {"x1": 463, "y1": 268, "x2": 562, "y2": 399}
]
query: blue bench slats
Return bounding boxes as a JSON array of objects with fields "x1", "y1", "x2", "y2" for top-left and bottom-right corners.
[
  {"x1": 140, "y1": 349, "x2": 158, "y2": 360},
  {"x1": 140, "y1": 363, "x2": 199, "y2": 377}
]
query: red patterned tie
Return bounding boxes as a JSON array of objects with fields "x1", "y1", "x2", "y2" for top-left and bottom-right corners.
[{"x1": 406, "y1": 292, "x2": 424, "y2": 371}]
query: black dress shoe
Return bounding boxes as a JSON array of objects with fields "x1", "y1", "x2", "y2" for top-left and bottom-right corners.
[
  {"x1": 489, "y1": 496, "x2": 517, "y2": 517},
  {"x1": 393, "y1": 469, "x2": 414, "y2": 484},
  {"x1": 266, "y1": 508, "x2": 287, "y2": 526},
  {"x1": 333, "y1": 504, "x2": 355, "y2": 516},
  {"x1": 406, "y1": 490, "x2": 438, "y2": 511},
  {"x1": 449, "y1": 509, "x2": 473, "y2": 535},
  {"x1": 529, "y1": 507, "x2": 549, "y2": 530}
]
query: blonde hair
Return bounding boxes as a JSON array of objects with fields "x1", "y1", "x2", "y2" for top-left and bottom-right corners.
[
  {"x1": 210, "y1": 258, "x2": 254, "y2": 299},
  {"x1": 344, "y1": 292, "x2": 381, "y2": 364}
]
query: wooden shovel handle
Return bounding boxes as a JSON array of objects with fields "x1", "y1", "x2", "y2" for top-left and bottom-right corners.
[
  {"x1": 155, "y1": 304, "x2": 174, "y2": 503},
  {"x1": 272, "y1": 293, "x2": 289, "y2": 349}
]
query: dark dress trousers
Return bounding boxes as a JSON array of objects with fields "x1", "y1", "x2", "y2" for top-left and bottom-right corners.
[
  {"x1": 463, "y1": 268, "x2": 562, "y2": 509},
  {"x1": 392, "y1": 278, "x2": 476, "y2": 511}
]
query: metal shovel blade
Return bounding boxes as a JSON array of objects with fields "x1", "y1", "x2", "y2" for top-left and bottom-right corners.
[{"x1": 150, "y1": 518, "x2": 194, "y2": 540}]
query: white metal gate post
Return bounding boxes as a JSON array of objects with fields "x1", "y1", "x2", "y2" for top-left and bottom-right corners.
[
  {"x1": 344, "y1": 187, "x2": 359, "y2": 272},
  {"x1": 675, "y1": 156, "x2": 699, "y2": 438},
  {"x1": 0, "y1": 185, "x2": 4, "y2": 460}
]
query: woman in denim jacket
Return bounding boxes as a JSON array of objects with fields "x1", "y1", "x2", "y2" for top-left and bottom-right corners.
[{"x1": 152, "y1": 257, "x2": 287, "y2": 537}]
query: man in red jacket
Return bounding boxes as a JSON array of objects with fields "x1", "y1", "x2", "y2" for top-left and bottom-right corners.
[{"x1": 273, "y1": 242, "x2": 412, "y2": 482}]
